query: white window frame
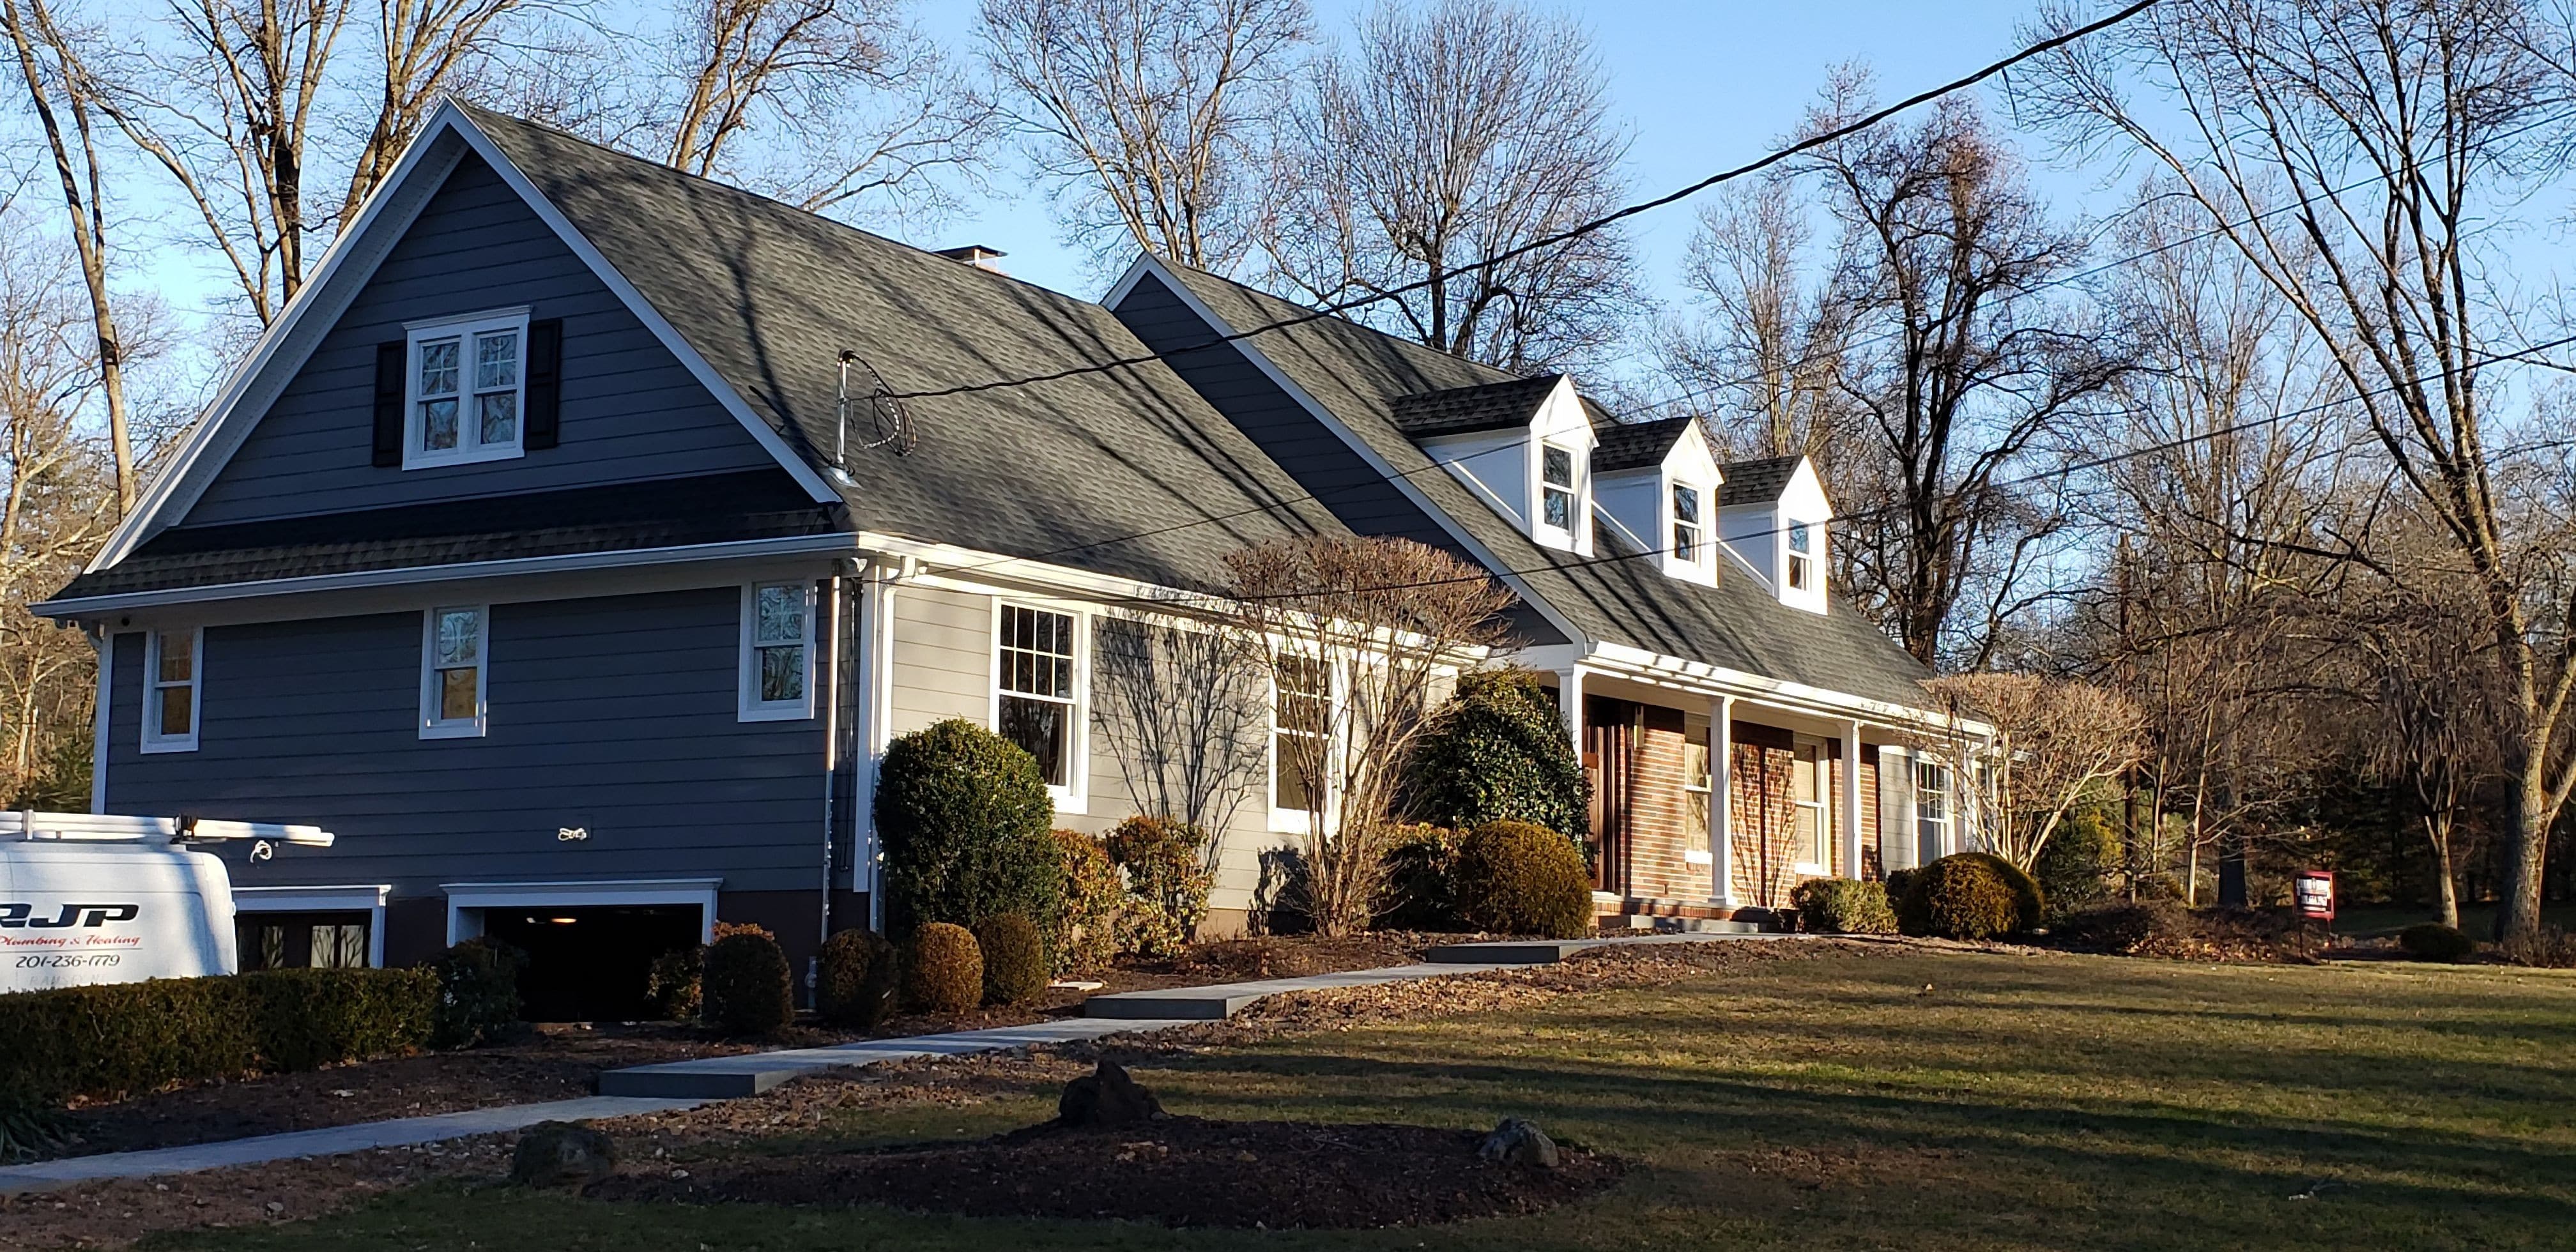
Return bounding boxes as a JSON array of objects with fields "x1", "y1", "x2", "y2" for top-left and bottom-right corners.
[
  {"x1": 1537, "y1": 440, "x2": 1581, "y2": 540},
  {"x1": 988, "y1": 600, "x2": 1087, "y2": 808},
  {"x1": 1682, "y1": 721, "x2": 1713, "y2": 866},
  {"x1": 1787, "y1": 521, "x2": 1816, "y2": 592},
  {"x1": 1267, "y1": 653, "x2": 1335, "y2": 834},
  {"x1": 1792, "y1": 736, "x2": 1832, "y2": 874},
  {"x1": 739, "y1": 580, "x2": 817, "y2": 722},
  {"x1": 1671, "y1": 481, "x2": 1705, "y2": 565},
  {"x1": 419, "y1": 605, "x2": 490, "y2": 739},
  {"x1": 1916, "y1": 759, "x2": 1952, "y2": 857},
  {"x1": 403, "y1": 308, "x2": 530, "y2": 470},
  {"x1": 139, "y1": 626, "x2": 204, "y2": 754}
]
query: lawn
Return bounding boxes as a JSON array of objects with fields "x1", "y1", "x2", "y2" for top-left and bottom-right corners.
[
  {"x1": 2329, "y1": 899, "x2": 2576, "y2": 940},
  {"x1": 151, "y1": 949, "x2": 2576, "y2": 1251}
]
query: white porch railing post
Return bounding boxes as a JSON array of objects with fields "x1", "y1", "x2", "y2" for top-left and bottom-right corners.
[
  {"x1": 1556, "y1": 666, "x2": 1584, "y2": 759},
  {"x1": 1709, "y1": 694, "x2": 1736, "y2": 907},
  {"x1": 1841, "y1": 719, "x2": 1865, "y2": 880}
]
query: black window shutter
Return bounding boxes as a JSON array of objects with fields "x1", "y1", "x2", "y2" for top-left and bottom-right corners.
[
  {"x1": 371, "y1": 340, "x2": 406, "y2": 468},
  {"x1": 524, "y1": 318, "x2": 563, "y2": 450}
]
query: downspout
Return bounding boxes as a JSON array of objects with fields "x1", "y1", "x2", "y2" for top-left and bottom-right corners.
[{"x1": 88, "y1": 625, "x2": 109, "y2": 814}]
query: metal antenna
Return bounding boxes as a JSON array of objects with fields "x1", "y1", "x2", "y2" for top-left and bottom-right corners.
[{"x1": 832, "y1": 353, "x2": 916, "y2": 460}]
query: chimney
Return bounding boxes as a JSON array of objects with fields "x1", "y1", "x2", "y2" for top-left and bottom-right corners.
[{"x1": 933, "y1": 244, "x2": 1008, "y2": 273}]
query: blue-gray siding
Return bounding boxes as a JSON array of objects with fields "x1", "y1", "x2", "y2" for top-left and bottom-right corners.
[
  {"x1": 104, "y1": 586, "x2": 827, "y2": 896},
  {"x1": 185, "y1": 153, "x2": 776, "y2": 526}
]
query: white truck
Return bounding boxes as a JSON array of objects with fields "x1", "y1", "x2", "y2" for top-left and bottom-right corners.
[{"x1": 0, "y1": 813, "x2": 335, "y2": 995}]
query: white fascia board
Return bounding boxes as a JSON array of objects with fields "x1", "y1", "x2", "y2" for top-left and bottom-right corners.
[
  {"x1": 1575, "y1": 639, "x2": 1986, "y2": 736},
  {"x1": 1100, "y1": 254, "x2": 1591, "y2": 649}
]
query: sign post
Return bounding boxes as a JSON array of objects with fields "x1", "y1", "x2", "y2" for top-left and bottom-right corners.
[{"x1": 2294, "y1": 870, "x2": 2335, "y2": 958}]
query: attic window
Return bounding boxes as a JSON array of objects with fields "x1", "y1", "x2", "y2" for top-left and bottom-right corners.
[
  {"x1": 1672, "y1": 483, "x2": 1703, "y2": 563},
  {"x1": 1788, "y1": 521, "x2": 1814, "y2": 590},
  {"x1": 1540, "y1": 443, "x2": 1578, "y2": 531},
  {"x1": 404, "y1": 310, "x2": 528, "y2": 468}
]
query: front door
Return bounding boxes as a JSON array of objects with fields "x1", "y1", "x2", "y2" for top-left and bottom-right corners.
[{"x1": 1583, "y1": 696, "x2": 1641, "y2": 895}]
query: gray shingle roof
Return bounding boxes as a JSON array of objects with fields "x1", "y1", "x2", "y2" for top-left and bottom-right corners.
[
  {"x1": 461, "y1": 106, "x2": 1352, "y2": 595},
  {"x1": 1388, "y1": 374, "x2": 1562, "y2": 438},
  {"x1": 1143, "y1": 264, "x2": 1937, "y2": 710},
  {"x1": 1719, "y1": 455, "x2": 1803, "y2": 506},
  {"x1": 1592, "y1": 416, "x2": 1712, "y2": 473}
]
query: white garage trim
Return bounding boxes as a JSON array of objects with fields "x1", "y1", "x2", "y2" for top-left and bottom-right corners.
[
  {"x1": 440, "y1": 878, "x2": 721, "y2": 945},
  {"x1": 232, "y1": 883, "x2": 392, "y2": 968}
]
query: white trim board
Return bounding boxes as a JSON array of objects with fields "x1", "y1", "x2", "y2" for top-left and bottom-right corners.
[
  {"x1": 441, "y1": 877, "x2": 722, "y2": 946},
  {"x1": 232, "y1": 884, "x2": 392, "y2": 968}
]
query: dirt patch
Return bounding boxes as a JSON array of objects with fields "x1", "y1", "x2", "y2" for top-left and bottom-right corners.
[{"x1": 588, "y1": 1115, "x2": 1620, "y2": 1228}]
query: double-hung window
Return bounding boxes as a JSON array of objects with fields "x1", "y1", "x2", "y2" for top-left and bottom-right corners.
[
  {"x1": 141, "y1": 627, "x2": 203, "y2": 753},
  {"x1": 1672, "y1": 482, "x2": 1703, "y2": 563},
  {"x1": 1271, "y1": 655, "x2": 1331, "y2": 827},
  {"x1": 1793, "y1": 739, "x2": 1831, "y2": 871},
  {"x1": 995, "y1": 604, "x2": 1080, "y2": 792},
  {"x1": 740, "y1": 581, "x2": 814, "y2": 721},
  {"x1": 420, "y1": 606, "x2": 488, "y2": 738},
  {"x1": 1540, "y1": 443, "x2": 1579, "y2": 532},
  {"x1": 1682, "y1": 723, "x2": 1712, "y2": 864},
  {"x1": 1787, "y1": 521, "x2": 1814, "y2": 591},
  {"x1": 406, "y1": 310, "x2": 527, "y2": 467},
  {"x1": 1915, "y1": 760, "x2": 1951, "y2": 857}
]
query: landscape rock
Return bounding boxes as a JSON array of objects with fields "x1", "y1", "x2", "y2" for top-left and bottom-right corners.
[
  {"x1": 1057, "y1": 1058, "x2": 1165, "y2": 1128},
  {"x1": 1477, "y1": 1117, "x2": 1560, "y2": 1169},
  {"x1": 510, "y1": 1120, "x2": 617, "y2": 1187}
]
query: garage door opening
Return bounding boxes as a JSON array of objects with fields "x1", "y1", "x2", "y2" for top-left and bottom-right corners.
[{"x1": 481, "y1": 905, "x2": 703, "y2": 1021}]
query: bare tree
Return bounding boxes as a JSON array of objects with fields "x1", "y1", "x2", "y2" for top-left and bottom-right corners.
[
  {"x1": 1798, "y1": 72, "x2": 2129, "y2": 669},
  {"x1": 1222, "y1": 535, "x2": 1512, "y2": 936},
  {"x1": 976, "y1": 0, "x2": 1307, "y2": 273},
  {"x1": 1089, "y1": 608, "x2": 1268, "y2": 869},
  {"x1": 647, "y1": 0, "x2": 989, "y2": 219},
  {"x1": 1264, "y1": 0, "x2": 1639, "y2": 371},
  {"x1": 1926, "y1": 671, "x2": 2147, "y2": 871},
  {"x1": 2018, "y1": 0, "x2": 2576, "y2": 940},
  {"x1": 4, "y1": 0, "x2": 134, "y2": 514},
  {"x1": 1659, "y1": 178, "x2": 1853, "y2": 462},
  {"x1": 339, "y1": 0, "x2": 541, "y2": 224}
]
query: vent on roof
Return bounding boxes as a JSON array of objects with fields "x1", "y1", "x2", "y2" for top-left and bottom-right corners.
[{"x1": 933, "y1": 244, "x2": 1008, "y2": 273}]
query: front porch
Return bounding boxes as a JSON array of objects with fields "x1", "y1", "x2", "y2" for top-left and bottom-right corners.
[{"x1": 1545, "y1": 668, "x2": 1960, "y2": 924}]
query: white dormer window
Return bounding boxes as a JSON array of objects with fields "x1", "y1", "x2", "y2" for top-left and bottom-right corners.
[
  {"x1": 1672, "y1": 483, "x2": 1703, "y2": 563},
  {"x1": 1787, "y1": 521, "x2": 1814, "y2": 591},
  {"x1": 1540, "y1": 443, "x2": 1579, "y2": 531},
  {"x1": 406, "y1": 309, "x2": 528, "y2": 468}
]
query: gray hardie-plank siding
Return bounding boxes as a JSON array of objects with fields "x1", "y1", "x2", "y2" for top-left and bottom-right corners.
[
  {"x1": 184, "y1": 151, "x2": 776, "y2": 527},
  {"x1": 103, "y1": 586, "x2": 828, "y2": 898}
]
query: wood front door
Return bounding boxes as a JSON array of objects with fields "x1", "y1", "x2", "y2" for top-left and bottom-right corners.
[{"x1": 1584, "y1": 696, "x2": 1641, "y2": 895}]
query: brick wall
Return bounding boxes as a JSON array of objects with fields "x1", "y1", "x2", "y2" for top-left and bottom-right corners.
[
  {"x1": 1624, "y1": 704, "x2": 1698, "y2": 900},
  {"x1": 1728, "y1": 721, "x2": 1801, "y2": 907},
  {"x1": 1606, "y1": 710, "x2": 1896, "y2": 907}
]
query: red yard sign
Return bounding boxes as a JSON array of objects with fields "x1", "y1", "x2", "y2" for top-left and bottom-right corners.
[{"x1": 2294, "y1": 871, "x2": 2336, "y2": 922}]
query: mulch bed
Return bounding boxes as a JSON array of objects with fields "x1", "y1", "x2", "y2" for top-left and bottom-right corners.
[{"x1": 587, "y1": 1115, "x2": 1622, "y2": 1228}]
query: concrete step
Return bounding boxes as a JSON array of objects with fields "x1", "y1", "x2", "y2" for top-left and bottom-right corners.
[
  {"x1": 1423, "y1": 931, "x2": 1773, "y2": 965},
  {"x1": 1600, "y1": 915, "x2": 1768, "y2": 935},
  {"x1": 596, "y1": 1018, "x2": 1181, "y2": 1099}
]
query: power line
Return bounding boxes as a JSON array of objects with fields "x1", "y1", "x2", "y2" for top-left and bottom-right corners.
[{"x1": 883, "y1": 0, "x2": 2163, "y2": 404}]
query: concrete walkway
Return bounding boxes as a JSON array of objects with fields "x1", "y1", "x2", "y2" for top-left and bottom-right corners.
[{"x1": 0, "y1": 931, "x2": 1771, "y2": 1195}]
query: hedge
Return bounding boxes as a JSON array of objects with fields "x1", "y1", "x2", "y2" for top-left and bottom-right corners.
[
  {"x1": 816, "y1": 929, "x2": 901, "y2": 1028},
  {"x1": 702, "y1": 928, "x2": 795, "y2": 1035},
  {"x1": 1403, "y1": 669, "x2": 1590, "y2": 839},
  {"x1": 0, "y1": 968, "x2": 439, "y2": 1105},
  {"x1": 2399, "y1": 922, "x2": 2476, "y2": 963},
  {"x1": 1898, "y1": 855, "x2": 2023, "y2": 940},
  {"x1": 1049, "y1": 829, "x2": 1122, "y2": 977},
  {"x1": 1790, "y1": 878, "x2": 1898, "y2": 935},
  {"x1": 875, "y1": 719, "x2": 1063, "y2": 935},
  {"x1": 1105, "y1": 815, "x2": 1211, "y2": 958}
]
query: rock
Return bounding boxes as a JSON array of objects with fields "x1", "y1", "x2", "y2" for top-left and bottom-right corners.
[
  {"x1": 1057, "y1": 1059, "x2": 1165, "y2": 1129},
  {"x1": 1477, "y1": 1118, "x2": 1560, "y2": 1169},
  {"x1": 510, "y1": 1120, "x2": 617, "y2": 1187}
]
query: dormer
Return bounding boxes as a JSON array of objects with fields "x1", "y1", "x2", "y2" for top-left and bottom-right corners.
[
  {"x1": 1718, "y1": 454, "x2": 1831, "y2": 614},
  {"x1": 1591, "y1": 415, "x2": 1723, "y2": 585},
  {"x1": 1393, "y1": 374, "x2": 1595, "y2": 555}
]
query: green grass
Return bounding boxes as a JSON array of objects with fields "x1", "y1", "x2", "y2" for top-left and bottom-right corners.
[
  {"x1": 2330, "y1": 900, "x2": 2576, "y2": 939},
  {"x1": 151, "y1": 950, "x2": 2576, "y2": 1251}
]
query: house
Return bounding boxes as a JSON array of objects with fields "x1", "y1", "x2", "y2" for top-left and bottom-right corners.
[{"x1": 36, "y1": 104, "x2": 1975, "y2": 1018}]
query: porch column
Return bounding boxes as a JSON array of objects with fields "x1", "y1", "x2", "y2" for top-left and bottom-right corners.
[
  {"x1": 1841, "y1": 719, "x2": 1865, "y2": 880},
  {"x1": 855, "y1": 561, "x2": 904, "y2": 931},
  {"x1": 1708, "y1": 694, "x2": 1736, "y2": 907},
  {"x1": 1555, "y1": 666, "x2": 1584, "y2": 759}
]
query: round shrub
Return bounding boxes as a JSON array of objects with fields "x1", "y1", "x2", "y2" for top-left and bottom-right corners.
[
  {"x1": 816, "y1": 929, "x2": 901, "y2": 1028},
  {"x1": 1050, "y1": 829, "x2": 1122, "y2": 977},
  {"x1": 1789, "y1": 878, "x2": 1898, "y2": 935},
  {"x1": 905, "y1": 922, "x2": 985, "y2": 1014},
  {"x1": 974, "y1": 913, "x2": 1050, "y2": 1005},
  {"x1": 1402, "y1": 669, "x2": 1590, "y2": 839},
  {"x1": 2055, "y1": 901, "x2": 2174, "y2": 952},
  {"x1": 644, "y1": 946, "x2": 703, "y2": 1022},
  {"x1": 1899, "y1": 855, "x2": 2021, "y2": 940},
  {"x1": 1105, "y1": 815, "x2": 1211, "y2": 958},
  {"x1": 430, "y1": 936, "x2": 526, "y2": 1050},
  {"x1": 1452, "y1": 820, "x2": 1593, "y2": 938},
  {"x1": 1377, "y1": 824, "x2": 1463, "y2": 929},
  {"x1": 1954, "y1": 851, "x2": 2045, "y2": 933},
  {"x1": 702, "y1": 928, "x2": 795, "y2": 1035},
  {"x1": 2399, "y1": 922, "x2": 2476, "y2": 963},
  {"x1": 875, "y1": 719, "x2": 1064, "y2": 935}
]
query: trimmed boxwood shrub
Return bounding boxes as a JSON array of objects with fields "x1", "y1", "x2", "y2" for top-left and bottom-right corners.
[
  {"x1": 875, "y1": 719, "x2": 1063, "y2": 936},
  {"x1": 1377, "y1": 824, "x2": 1463, "y2": 929},
  {"x1": 1050, "y1": 829, "x2": 1122, "y2": 977},
  {"x1": 973, "y1": 913, "x2": 1049, "y2": 1005},
  {"x1": 1790, "y1": 878, "x2": 1898, "y2": 935},
  {"x1": 431, "y1": 936, "x2": 526, "y2": 1049},
  {"x1": 644, "y1": 946, "x2": 704, "y2": 1022},
  {"x1": 0, "y1": 968, "x2": 438, "y2": 1105},
  {"x1": 1453, "y1": 820, "x2": 1593, "y2": 938},
  {"x1": 816, "y1": 929, "x2": 901, "y2": 1028},
  {"x1": 702, "y1": 926, "x2": 795, "y2": 1035},
  {"x1": 2399, "y1": 922, "x2": 2476, "y2": 963},
  {"x1": 1402, "y1": 669, "x2": 1590, "y2": 839},
  {"x1": 905, "y1": 922, "x2": 984, "y2": 1013},
  {"x1": 1956, "y1": 851, "x2": 2047, "y2": 933},
  {"x1": 1898, "y1": 855, "x2": 2023, "y2": 940},
  {"x1": 1105, "y1": 815, "x2": 1211, "y2": 958}
]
